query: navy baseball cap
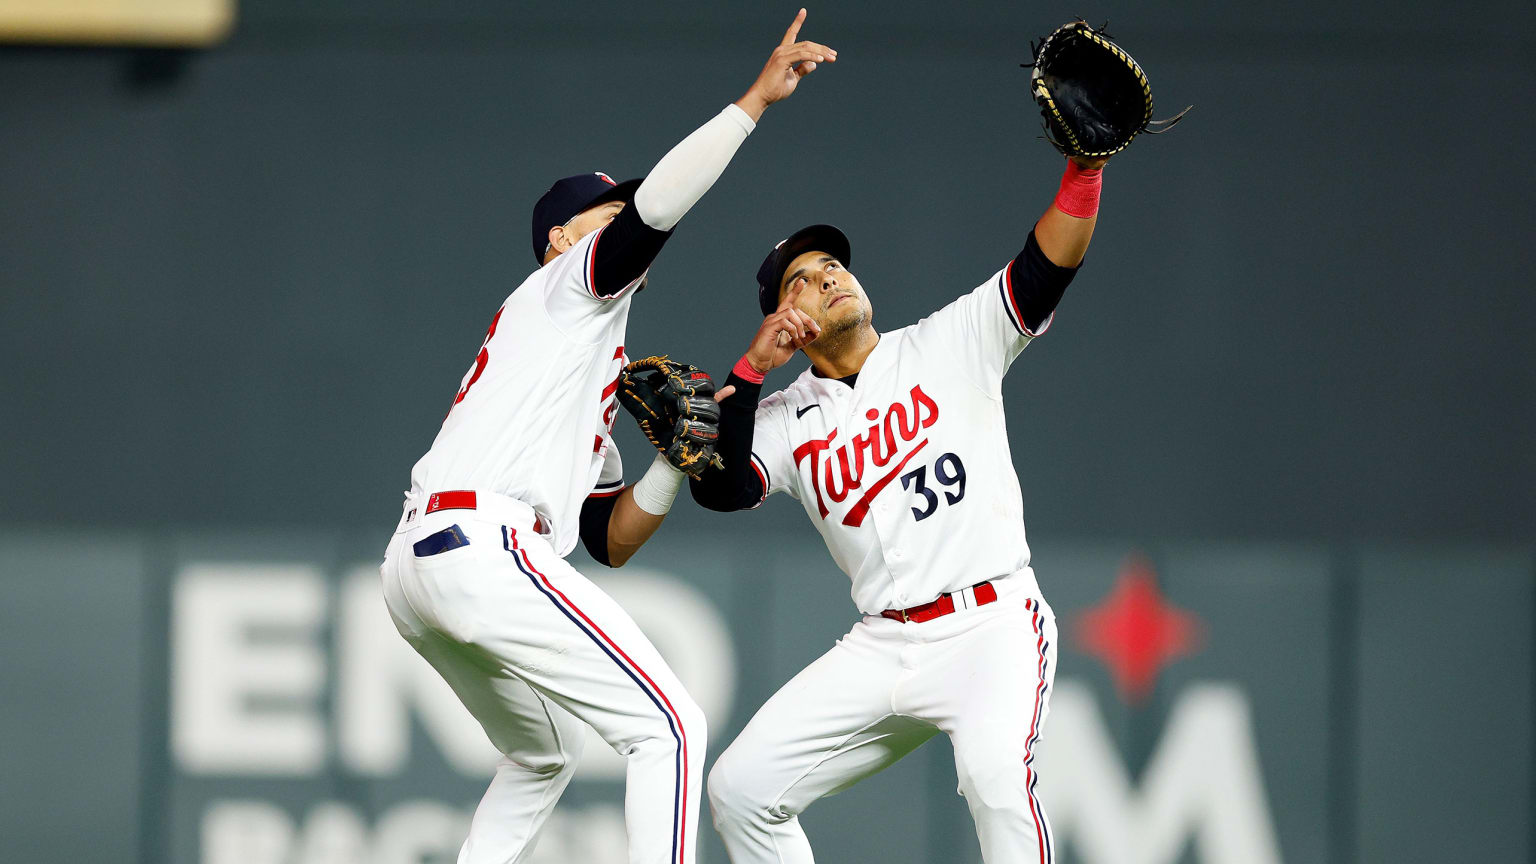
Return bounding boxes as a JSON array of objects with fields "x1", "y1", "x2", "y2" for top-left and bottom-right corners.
[
  {"x1": 755, "y1": 224, "x2": 852, "y2": 316},
  {"x1": 530, "y1": 172, "x2": 642, "y2": 265}
]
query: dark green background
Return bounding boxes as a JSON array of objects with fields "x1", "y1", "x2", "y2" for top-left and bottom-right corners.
[{"x1": 2, "y1": 1, "x2": 1532, "y2": 862}]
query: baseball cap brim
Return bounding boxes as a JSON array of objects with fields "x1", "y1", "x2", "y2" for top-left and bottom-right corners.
[
  {"x1": 579, "y1": 177, "x2": 642, "y2": 213},
  {"x1": 756, "y1": 224, "x2": 852, "y2": 316}
]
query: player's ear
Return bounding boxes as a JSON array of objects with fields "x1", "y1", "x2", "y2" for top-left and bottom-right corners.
[{"x1": 546, "y1": 226, "x2": 567, "y2": 261}]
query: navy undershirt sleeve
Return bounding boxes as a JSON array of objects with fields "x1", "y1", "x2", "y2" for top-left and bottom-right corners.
[
  {"x1": 578, "y1": 493, "x2": 620, "y2": 566},
  {"x1": 689, "y1": 372, "x2": 766, "y2": 512},
  {"x1": 589, "y1": 204, "x2": 673, "y2": 298},
  {"x1": 1012, "y1": 230, "x2": 1080, "y2": 332}
]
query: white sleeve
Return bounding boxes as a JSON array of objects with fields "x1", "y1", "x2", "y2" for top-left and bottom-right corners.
[
  {"x1": 633, "y1": 104, "x2": 756, "y2": 231},
  {"x1": 748, "y1": 399, "x2": 800, "y2": 504},
  {"x1": 539, "y1": 104, "x2": 755, "y2": 334},
  {"x1": 910, "y1": 265, "x2": 1038, "y2": 395}
]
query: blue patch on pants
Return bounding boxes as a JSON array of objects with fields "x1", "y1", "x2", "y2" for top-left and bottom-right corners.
[{"x1": 413, "y1": 524, "x2": 469, "y2": 557}]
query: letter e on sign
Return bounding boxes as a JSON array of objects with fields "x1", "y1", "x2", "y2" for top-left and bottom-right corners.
[{"x1": 171, "y1": 563, "x2": 327, "y2": 776}]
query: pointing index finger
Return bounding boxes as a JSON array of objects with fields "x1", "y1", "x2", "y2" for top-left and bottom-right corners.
[
  {"x1": 778, "y1": 280, "x2": 805, "y2": 312},
  {"x1": 781, "y1": 7, "x2": 806, "y2": 46}
]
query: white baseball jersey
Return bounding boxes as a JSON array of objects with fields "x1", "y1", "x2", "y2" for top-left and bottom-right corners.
[
  {"x1": 408, "y1": 226, "x2": 640, "y2": 558},
  {"x1": 750, "y1": 262, "x2": 1052, "y2": 614}
]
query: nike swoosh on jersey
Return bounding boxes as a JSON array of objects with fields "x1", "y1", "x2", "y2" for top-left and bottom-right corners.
[{"x1": 795, "y1": 403, "x2": 821, "y2": 418}]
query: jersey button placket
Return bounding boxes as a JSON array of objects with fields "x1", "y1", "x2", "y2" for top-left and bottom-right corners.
[
  {"x1": 862, "y1": 481, "x2": 901, "y2": 609},
  {"x1": 886, "y1": 541, "x2": 908, "y2": 608}
]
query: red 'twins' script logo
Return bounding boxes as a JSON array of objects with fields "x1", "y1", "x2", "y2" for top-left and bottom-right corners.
[{"x1": 793, "y1": 385, "x2": 939, "y2": 527}]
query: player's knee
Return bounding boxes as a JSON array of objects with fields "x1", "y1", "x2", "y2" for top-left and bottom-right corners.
[
  {"x1": 483, "y1": 714, "x2": 585, "y2": 775},
  {"x1": 503, "y1": 745, "x2": 574, "y2": 778},
  {"x1": 954, "y1": 741, "x2": 1031, "y2": 810},
  {"x1": 631, "y1": 692, "x2": 707, "y2": 762},
  {"x1": 707, "y1": 745, "x2": 783, "y2": 828},
  {"x1": 496, "y1": 713, "x2": 585, "y2": 776},
  {"x1": 673, "y1": 693, "x2": 708, "y2": 754},
  {"x1": 707, "y1": 751, "x2": 752, "y2": 826},
  {"x1": 555, "y1": 722, "x2": 587, "y2": 769}
]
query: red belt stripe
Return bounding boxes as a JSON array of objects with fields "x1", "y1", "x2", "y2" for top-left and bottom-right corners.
[{"x1": 881, "y1": 580, "x2": 998, "y2": 624}]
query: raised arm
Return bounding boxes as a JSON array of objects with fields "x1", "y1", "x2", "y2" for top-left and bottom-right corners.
[
  {"x1": 636, "y1": 9, "x2": 835, "y2": 232},
  {"x1": 584, "y1": 10, "x2": 838, "y2": 297},
  {"x1": 1032, "y1": 155, "x2": 1106, "y2": 267},
  {"x1": 999, "y1": 155, "x2": 1106, "y2": 334}
]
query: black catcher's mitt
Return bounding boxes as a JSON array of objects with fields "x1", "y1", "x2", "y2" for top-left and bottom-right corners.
[
  {"x1": 1026, "y1": 20, "x2": 1189, "y2": 159},
  {"x1": 618, "y1": 355, "x2": 725, "y2": 478}
]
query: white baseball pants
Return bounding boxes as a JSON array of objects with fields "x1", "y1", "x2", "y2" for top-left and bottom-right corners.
[
  {"x1": 708, "y1": 585, "x2": 1057, "y2": 864},
  {"x1": 380, "y1": 494, "x2": 706, "y2": 864}
]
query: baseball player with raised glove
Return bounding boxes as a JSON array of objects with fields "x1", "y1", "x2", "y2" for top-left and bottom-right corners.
[{"x1": 683, "y1": 20, "x2": 1184, "y2": 864}]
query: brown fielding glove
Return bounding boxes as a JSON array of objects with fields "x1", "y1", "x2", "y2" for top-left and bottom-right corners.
[{"x1": 617, "y1": 355, "x2": 725, "y2": 478}]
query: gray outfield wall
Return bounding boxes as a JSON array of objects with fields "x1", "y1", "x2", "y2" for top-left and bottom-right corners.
[
  {"x1": 1, "y1": 2, "x2": 1533, "y2": 540},
  {"x1": 1, "y1": 530, "x2": 1531, "y2": 864}
]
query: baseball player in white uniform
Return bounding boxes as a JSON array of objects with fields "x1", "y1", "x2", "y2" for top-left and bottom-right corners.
[
  {"x1": 687, "y1": 152, "x2": 1110, "y2": 862},
  {"x1": 378, "y1": 12, "x2": 836, "y2": 864}
]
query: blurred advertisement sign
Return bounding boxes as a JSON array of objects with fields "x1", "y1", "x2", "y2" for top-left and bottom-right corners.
[
  {"x1": 1050, "y1": 682, "x2": 1284, "y2": 863},
  {"x1": 165, "y1": 550, "x2": 1285, "y2": 864},
  {"x1": 7, "y1": 532, "x2": 1524, "y2": 863},
  {"x1": 0, "y1": 0, "x2": 233, "y2": 46},
  {"x1": 1041, "y1": 555, "x2": 1282, "y2": 863}
]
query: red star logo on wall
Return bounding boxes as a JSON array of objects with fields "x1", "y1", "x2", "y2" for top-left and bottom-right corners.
[{"x1": 1072, "y1": 555, "x2": 1204, "y2": 705}]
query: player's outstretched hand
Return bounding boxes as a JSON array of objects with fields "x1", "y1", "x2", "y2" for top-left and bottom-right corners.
[
  {"x1": 744, "y1": 283, "x2": 821, "y2": 374},
  {"x1": 736, "y1": 8, "x2": 837, "y2": 121}
]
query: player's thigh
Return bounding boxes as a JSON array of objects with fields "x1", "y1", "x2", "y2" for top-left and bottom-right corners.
[
  {"x1": 385, "y1": 527, "x2": 578, "y2": 766},
  {"x1": 927, "y1": 599, "x2": 1058, "y2": 774},
  {"x1": 493, "y1": 526, "x2": 705, "y2": 754},
  {"x1": 407, "y1": 625, "x2": 586, "y2": 771},
  {"x1": 711, "y1": 622, "x2": 934, "y2": 816}
]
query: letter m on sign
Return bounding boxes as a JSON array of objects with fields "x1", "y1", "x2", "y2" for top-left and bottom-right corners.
[{"x1": 1033, "y1": 681, "x2": 1285, "y2": 864}]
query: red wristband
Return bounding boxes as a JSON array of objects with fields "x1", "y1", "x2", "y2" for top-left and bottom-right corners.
[
  {"x1": 732, "y1": 355, "x2": 766, "y2": 384},
  {"x1": 1053, "y1": 160, "x2": 1103, "y2": 219}
]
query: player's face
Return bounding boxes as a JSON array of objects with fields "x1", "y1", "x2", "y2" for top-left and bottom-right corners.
[
  {"x1": 551, "y1": 201, "x2": 625, "y2": 257},
  {"x1": 567, "y1": 200, "x2": 625, "y2": 241},
  {"x1": 778, "y1": 250, "x2": 872, "y2": 334}
]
